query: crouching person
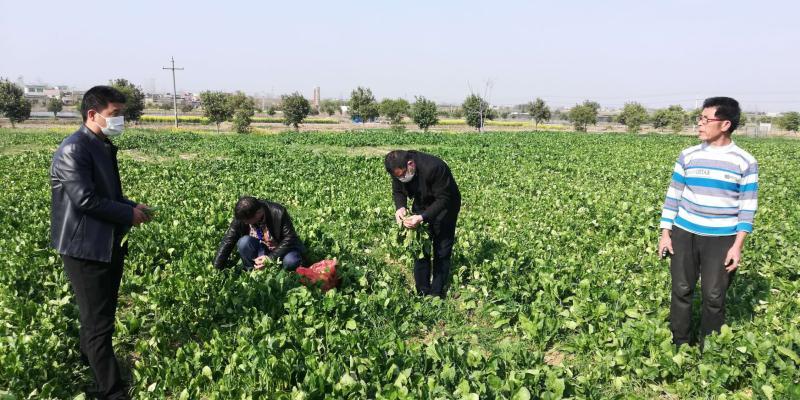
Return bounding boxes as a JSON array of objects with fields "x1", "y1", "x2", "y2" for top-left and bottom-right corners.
[{"x1": 214, "y1": 196, "x2": 305, "y2": 271}]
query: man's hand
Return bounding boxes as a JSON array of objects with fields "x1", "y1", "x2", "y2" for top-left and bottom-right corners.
[
  {"x1": 254, "y1": 255, "x2": 268, "y2": 270},
  {"x1": 724, "y1": 246, "x2": 742, "y2": 272},
  {"x1": 395, "y1": 207, "x2": 407, "y2": 225},
  {"x1": 403, "y1": 214, "x2": 424, "y2": 229},
  {"x1": 658, "y1": 229, "x2": 673, "y2": 259},
  {"x1": 132, "y1": 207, "x2": 152, "y2": 226},
  {"x1": 136, "y1": 203, "x2": 155, "y2": 218}
]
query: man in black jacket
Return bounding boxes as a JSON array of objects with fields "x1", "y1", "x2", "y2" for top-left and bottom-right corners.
[
  {"x1": 214, "y1": 196, "x2": 305, "y2": 271},
  {"x1": 385, "y1": 150, "x2": 461, "y2": 298},
  {"x1": 50, "y1": 86, "x2": 152, "y2": 400}
]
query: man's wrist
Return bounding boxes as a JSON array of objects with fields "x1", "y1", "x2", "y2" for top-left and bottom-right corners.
[
  {"x1": 733, "y1": 232, "x2": 747, "y2": 250},
  {"x1": 129, "y1": 206, "x2": 138, "y2": 224}
]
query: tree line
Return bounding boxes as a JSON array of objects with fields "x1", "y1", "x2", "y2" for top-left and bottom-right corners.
[{"x1": 2, "y1": 78, "x2": 799, "y2": 133}]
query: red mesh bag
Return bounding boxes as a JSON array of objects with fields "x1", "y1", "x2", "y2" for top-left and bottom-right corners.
[{"x1": 295, "y1": 259, "x2": 339, "y2": 291}]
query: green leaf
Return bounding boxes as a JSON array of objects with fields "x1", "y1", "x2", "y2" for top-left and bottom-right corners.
[
  {"x1": 761, "y1": 384, "x2": 774, "y2": 400},
  {"x1": 512, "y1": 387, "x2": 531, "y2": 400},
  {"x1": 493, "y1": 318, "x2": 510, "y2": 329},
  {"x1": 346, "y1": 319, "x2": 357, "y2": 330},
  {"x1": 776, "y1": 346, "x2": 800, "y2": 364},
  {"x1": 672, "y1": 353, "x2": 684, "y2": 367},
  {"x1": 339, "y1": 373, "x2": 356, "y2": 387},
  {"x1": 624, "y1": 309, "x2": 640, "y2": 319}
]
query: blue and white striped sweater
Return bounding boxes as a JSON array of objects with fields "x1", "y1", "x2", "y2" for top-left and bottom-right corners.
[{"x1": 660, "y1": 142, "x2": 758, "y2": 236}]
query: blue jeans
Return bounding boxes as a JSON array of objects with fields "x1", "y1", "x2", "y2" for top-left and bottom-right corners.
[{"x1": 236, "y1": 236, "x2": 302, "y2": 271}]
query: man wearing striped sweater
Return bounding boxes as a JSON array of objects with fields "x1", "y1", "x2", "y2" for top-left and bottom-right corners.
[{"x1": 657, "y1": 97, "x2": 758, "y2": 347}]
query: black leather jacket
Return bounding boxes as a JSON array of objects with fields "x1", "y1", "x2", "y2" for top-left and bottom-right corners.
[
  {"x1": 392, "y1": 151, "x2": 461, "y2": 222},
  {"x1": 213, "y1": 199, "x2": 305, "y2": 269},
  {"x1": 50, "y1": 125, "x2": 137, "y2": 262}
]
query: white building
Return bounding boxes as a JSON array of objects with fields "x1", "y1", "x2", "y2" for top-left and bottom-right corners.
[{"x1": 23, "y1": 85, "x2": 47, "y2": 98}]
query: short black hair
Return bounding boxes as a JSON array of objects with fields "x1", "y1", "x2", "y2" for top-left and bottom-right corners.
[
  {"x1": 80, "y1": 85, "x2": 127, "y2": 122},
  {"x1": 384, "y1": 150, "x2": 410, "y2": 173},
  {"x1": 235, "y1": 196, "x2": 261, "y2": 220},
  {"x1": 703, "y1": 97, "x2": 741, "y2": 134}
]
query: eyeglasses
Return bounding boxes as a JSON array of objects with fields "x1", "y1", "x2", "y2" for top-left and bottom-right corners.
[{"x1": 696, "y1": 116, "x2": 725, "y2": 125}]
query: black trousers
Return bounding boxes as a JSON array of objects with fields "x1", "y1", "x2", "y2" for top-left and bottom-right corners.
[
  {"x1": 669, "y1": 226, "x2": 736, "y2": 346},
  {"x1": 62, "y1": 245, "x2": 128, "y2": 400},
  {"x1": 414, "y1": 208, "x2": 459, "y2": 298}
]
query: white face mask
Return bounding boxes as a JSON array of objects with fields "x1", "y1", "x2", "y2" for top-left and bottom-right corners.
[
  {"x1": 398, "y1": 169, "x2": 415, "y2": 183},
  {"x1": 95, "y1": 113, "x2": 125, "y2": 137}
]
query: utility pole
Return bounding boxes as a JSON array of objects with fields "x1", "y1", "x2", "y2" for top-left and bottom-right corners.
[{"x1": 162, "y1": 57, "x2": 184, "y2": 127}]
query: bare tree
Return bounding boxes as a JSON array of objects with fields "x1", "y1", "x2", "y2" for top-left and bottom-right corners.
[{"x1": 465, "y1": 80, "x2": 494, "y2": 132}]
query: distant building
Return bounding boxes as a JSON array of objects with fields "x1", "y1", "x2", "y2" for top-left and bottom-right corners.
[
  {"x1": 145, "y1": 92, "x2": 199, "y2": 108},
  {"x1": 22, "y1": 84, "x2": 77, "y2": 107},
  {"x1": 145, "y1": 93, "x2": 173, "y2": 107},
  {"x1": 181, "y1": 92, "x2": 199, "y2": 105},
  {"x1": 43, "y1": 86, "x2": 69, "y2": 99},
  {"x1": 62, "y1": 90, "x2": 84, "y2": 106},
  {"x1": 23, "y1": 85, "x2": 47, "y2": 98}
]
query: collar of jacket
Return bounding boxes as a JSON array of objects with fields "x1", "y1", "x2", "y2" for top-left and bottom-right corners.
[
  {"x1": 257, "y1": 200, "x2": 275, "y2": 227},
  {"x1": 408, "y1": 151, "x2": 423, "y2": 177},
  {"x1": 79, "y1": 124, "x2": 114, "y2": 146}
]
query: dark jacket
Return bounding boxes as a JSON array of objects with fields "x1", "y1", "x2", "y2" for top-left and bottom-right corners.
[
  {"x1": 213, "y1": 199, "x2": 304, "y2": 269},
  {"x1": 392, "y1": 151, "x2": 461, "y2": 222},
  {"x1": 50, "y1": 125, "x2": 137, "y2": 262}
]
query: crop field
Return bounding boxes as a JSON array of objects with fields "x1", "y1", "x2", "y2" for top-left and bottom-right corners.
[{"x1": 0, "y1": 128, "x2": 799, "y2": 399}]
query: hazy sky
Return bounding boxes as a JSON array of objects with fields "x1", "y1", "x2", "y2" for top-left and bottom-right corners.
[{"x1": 2, "y1": 0, "x2": 798, "y2": 111}]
